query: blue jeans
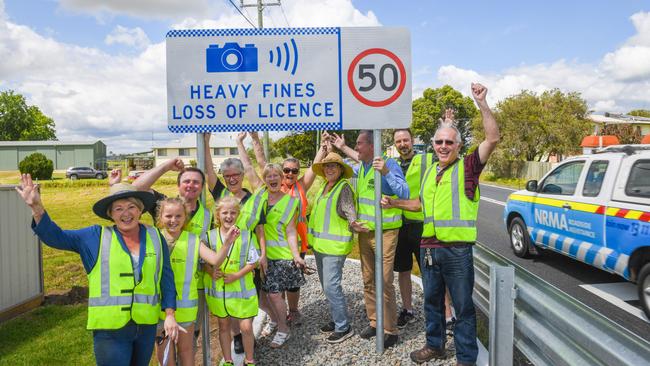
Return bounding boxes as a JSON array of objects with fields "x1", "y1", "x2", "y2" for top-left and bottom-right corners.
[
  {"x1": 314, "y1": 250, "x2": 350, "y2": 332},
  {"x1": 420, "y1": 245, "x2": 478, "y2": 364},
  {"x1": 93, "y1": 321, "x2": 157, "y2": 366}
]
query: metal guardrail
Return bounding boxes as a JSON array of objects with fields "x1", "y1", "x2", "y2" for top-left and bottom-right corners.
[{"x1": 472, "y1": 243, "x2": 650, "y2": 366}]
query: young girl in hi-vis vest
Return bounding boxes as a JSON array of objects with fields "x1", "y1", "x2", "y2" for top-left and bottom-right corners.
[
  {"x1": 154, "y1": 197, "x2": 234, "y2": 366},
  {"x1": 204, "y1": 196, "x2": 260, "y2": 366}
]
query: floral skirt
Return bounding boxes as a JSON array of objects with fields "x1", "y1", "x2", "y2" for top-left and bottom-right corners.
[{"x1": 261, "y1": 259, "x2": 306, "y2": 293}]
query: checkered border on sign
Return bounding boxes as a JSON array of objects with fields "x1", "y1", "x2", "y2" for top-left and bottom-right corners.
[
  {"x1": 168, "y1": 122, "x2": 342, "y2": 133},
  {"x1": 166, "y1": 27, "x2": 339, "y2": 38}
]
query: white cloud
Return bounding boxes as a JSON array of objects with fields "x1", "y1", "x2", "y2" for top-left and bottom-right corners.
[
  {"x1": 105, "y1": 25, "x2": 150, "y2": 49},
  {"x1": 435, "y1": 11, "x2": 650, "y2": 114},
  {"x1": 59, "y1": 0, "x2": 211, "y2": 19},
  {"x1": 0, "y1": 0, "x2": 380, "y2": 153}
]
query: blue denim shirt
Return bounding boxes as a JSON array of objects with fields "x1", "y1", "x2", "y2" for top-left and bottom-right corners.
[
  {"x1": 354, "y1": 157, "x2": 410, "y2": 199},
  {"x1": 32, "y1": 212, "x2": 177, "y2": 310}
]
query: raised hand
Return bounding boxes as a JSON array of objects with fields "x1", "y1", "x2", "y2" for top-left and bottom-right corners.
[
  {"x1": 331, "y1": 132, "x2": 345, "y2": 150},
  {"x1": 109, "y1": 168, "x2": 122, "y2": 186},
  {"x1": 471, "y1": 83, "x2": 488, "y2": 103},
  {"x1": 165, "y1": 157, "x2": 185, "y2": 172},
  {"x1": 249, "y1": 131, "x2": 260, "y2": 141},
  {"x1": 224, "y1": 226, "x2": 241, "y2": 245},
  {"x1": 15, "y1": 174, "x2": 43, "y2": 210},
  {"x1": 237, "y1": 131, "x2": 247, "y2": 143},
  {"x1": 443, "y1": 108, "x2": 456, "y2": 123}
]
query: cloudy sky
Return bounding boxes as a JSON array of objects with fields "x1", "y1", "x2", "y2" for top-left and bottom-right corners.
[{"x1": 1, "y1": 0, "x2": 649, "y2": 153}]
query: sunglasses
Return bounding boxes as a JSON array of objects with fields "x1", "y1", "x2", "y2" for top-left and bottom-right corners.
[
  {"x1": 433, "y1": 139, "x2": 456, "y2": 146},
  {"x1": 283, "y1": 168, "x2": 300, "y2": 175}
]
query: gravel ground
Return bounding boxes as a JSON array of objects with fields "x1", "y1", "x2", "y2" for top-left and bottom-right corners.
[{"x1": 252, "y1": 256, "x2": 459, "y2": 366}]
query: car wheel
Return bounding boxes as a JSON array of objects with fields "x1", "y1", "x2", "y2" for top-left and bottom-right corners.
[
  {"x1": 509, "y1": 217, "x2": 532, "y2": 258},
  {"x1": 638, "y1": 262, "x2": 650, "y2": 320},
  {"x1": 69, "y1": 174, "x2": 78, "y2": 180},
  {"x1": 95, "y1": 173, "x2": 103, "y2": 179}
]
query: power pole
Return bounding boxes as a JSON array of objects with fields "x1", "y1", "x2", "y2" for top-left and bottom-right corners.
[{"x1": 241, "y1": 0, "x2": 281, "y2": 161}]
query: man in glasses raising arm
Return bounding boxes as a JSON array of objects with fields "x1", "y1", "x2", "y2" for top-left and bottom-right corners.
[{"x1": 382, "y1": 83, "x2": 499, "y2": 365}]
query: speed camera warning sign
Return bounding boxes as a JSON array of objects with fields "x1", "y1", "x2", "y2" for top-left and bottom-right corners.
[{"x1": 166, "y1": 27, "x2": 411, "y2": 133}]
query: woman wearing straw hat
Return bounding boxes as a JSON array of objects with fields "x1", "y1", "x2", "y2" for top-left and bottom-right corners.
[
  {"x1": 309, "y1": 152, "x2": 368, "y2": 344},
  {"x1": 16, "y1": 174, "x2": 181, "y2": 366}
]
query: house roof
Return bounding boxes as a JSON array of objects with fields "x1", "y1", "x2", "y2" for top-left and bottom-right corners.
[
  {"x1": 152, "y1": 134, "x2": 237, "y2": 149},
  {"x1": 0, "y1": 140, "x2": 103, "y2": 147},
  {"x1": 588, "y1": 114, "x2": 650, "y2": 125}
]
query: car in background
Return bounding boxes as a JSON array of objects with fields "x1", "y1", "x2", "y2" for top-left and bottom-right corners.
[
  {"x1": 66, "y1": 166, "x2": 107, "y2": 180},
  {"x1": 503, "y1": 145, "x2": 650, "y2": 318},
  {"x1": 127, "y1": 170, "x2": 145, "y2": 182}
]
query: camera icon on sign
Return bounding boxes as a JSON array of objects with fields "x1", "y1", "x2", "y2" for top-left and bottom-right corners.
[{"x1": 206, "y1": 42, "x2": 258, "y2": 73}]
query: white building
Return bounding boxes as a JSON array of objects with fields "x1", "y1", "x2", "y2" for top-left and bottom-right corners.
[{"x1": 152, "y1": 134, "x2": 239, "y2": 170}]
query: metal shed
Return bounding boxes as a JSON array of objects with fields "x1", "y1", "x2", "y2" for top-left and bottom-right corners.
[
  {"x1": 0, "y1": 140, "x2": 107, "y2": 171},
  {"x1": 0, "y1": 185, "x2": 43, "y2": 322}
]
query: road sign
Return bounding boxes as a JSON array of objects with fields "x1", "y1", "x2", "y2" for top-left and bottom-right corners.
[{"x1": 166, "y1": 27, "x2": 411, "y2": 133}]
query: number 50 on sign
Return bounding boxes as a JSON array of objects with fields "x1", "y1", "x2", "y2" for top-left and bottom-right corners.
[{"x1": 166, "y1": 27, "x2": 411, "y2": 132}]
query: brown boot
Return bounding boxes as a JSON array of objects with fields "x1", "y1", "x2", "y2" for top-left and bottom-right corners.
[{"x1": 410, "y1": 345, "x2": 447, "y2": 364}]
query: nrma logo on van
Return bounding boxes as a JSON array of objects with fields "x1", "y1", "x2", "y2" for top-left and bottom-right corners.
[
  {"x1": 206, "y1": 42, "x2": 258, "y2": 73},
  {"x1": 534, "y1": 208, "x2": 568, "y2": 231}
]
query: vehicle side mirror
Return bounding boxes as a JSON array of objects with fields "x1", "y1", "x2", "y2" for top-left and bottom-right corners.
[{"x1": 526, "y1": 180, "x2": 538, "y2": 192}]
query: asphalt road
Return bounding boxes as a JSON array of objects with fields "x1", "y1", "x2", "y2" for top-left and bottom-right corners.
[{"x1": 476, "y1": 183, "x2": 650, "y2": 343}]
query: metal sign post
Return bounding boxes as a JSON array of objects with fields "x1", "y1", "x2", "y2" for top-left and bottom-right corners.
[
  {"x1": 196, "y1": 134, "x2": 211, "y2": 365},
  {"x1": 373, "y1": 129, "x2": 384, "y2": 353}
]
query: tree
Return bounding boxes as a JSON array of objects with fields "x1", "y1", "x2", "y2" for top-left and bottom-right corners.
[
  {"x1": 600, "y1": 124, "x2": 642, "y2": 144},
  {"x1": 474, "y1": 89, "x2": 591, "y2": 164},
  {"x1": 18, "y1": 153, "x2": 54, "y2": 180},
  {"x1": 270, "y1": 130, "x2": 360, "y2": 164},
  {"x1": 628, "y1": 109, "x2": 650, "y2": 118},
  {"x1": 411, "y1": 85, "x2": 479, "y2": 154},
  {"x1": 0, "y1": 90, "x2": 56, "y2": 141}
]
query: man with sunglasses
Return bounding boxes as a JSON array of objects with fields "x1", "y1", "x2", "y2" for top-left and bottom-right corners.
[{"x1": 383, "y1": 83, "x2": 499, "y2": 365}]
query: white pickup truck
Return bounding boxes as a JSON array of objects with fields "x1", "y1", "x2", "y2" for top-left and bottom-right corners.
[{"x1": 503, "y1": 145, "x2": 650, "y2": 318}]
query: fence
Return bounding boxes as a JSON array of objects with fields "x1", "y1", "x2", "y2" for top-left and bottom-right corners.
[
  {"x1": 473, "y1": 243, "x2": 650, "y2": 366},
  {"x1": 0, "y1": 185, "x2": 43, "y2": 322},
  {"x1": 486, "y1": 161, "x2": 554, "y2": 181}
]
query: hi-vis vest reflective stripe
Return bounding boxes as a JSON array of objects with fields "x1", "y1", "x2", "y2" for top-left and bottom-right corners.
[
  {"x1": 403, "y1": 153, "x2": 434, "y2": 222},
  {"x1": 204, "y1": 228, "x2": 258, "y2": 319},
  {"x1": 421, "y1": 160, "x2": 479, "y2": 242},
  {"x1": 356, "y1": 162, "x2": 402, "y2": 230},
  {"x1": 289, "y1": 182, "x2": 309, "y2": 253},
  {"x1": 184, "y1": 200, "x2": 212, "y2": 237},
  {"x1": 87, "y1": 226, "x2": 162, "y2": 330},
  {"x1": 236, "y1": 188, "x2": 266, "y2": 250},
  {"x1": 264, "y1": 194, "x2": 298, "y2": 260},
  {"x1": 308, "y1": 179, "x2": 354, "y2": 255},
  {"x1": 160, "y1": 231, "x2": 199, "y2": 323}
]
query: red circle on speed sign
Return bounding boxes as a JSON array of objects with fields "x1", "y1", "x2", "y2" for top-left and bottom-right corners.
[{"x1": 347, "y1": 48, "x2": 407, "y2": 107}]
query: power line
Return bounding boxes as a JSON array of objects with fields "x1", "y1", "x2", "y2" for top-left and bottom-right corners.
[
  {"x1": 279, "y1": 3, "x2": 291, "y2": 27},
  {"x1": 226, "y1": 0, "x2": 256, "y2": 28}
]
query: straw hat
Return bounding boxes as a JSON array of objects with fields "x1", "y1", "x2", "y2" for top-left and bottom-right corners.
[
  {"x1": 312, "y1": 152, "x2": 354, "y2": 179},
  {"x1": 92, "y1": 183, "x2": 155, "y2": 220}
]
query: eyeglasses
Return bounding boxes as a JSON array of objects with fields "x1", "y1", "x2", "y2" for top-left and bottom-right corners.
[
  {"x1": 223, "y1": 173, "x2": 241, "y2": 181},
  {"x1": 433, "y1": 139, "x2": 456, "y2": 146},
  {"x1": 283, "y1": 168, "x2": 300, "y2": 175}
]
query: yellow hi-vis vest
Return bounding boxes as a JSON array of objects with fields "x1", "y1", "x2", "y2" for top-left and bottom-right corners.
[
  {"x1": 87, "y1": 226, "x2": 163, "y2": 330},
  {"x1": 403, "y1": 153, "x2": 434, "y2": 222},
  {"x1": 308, "y1": 179, "x2": 354, "y2": 256},
  {"x1": 356, "y1": 162, "x2": 402, "y2": 230},
  {"x1": 236, "y1": 188, "x2": 267, "y2": 250},
  {"x1": 204, "y1": 228, "x2": 258, "y2": 319},
  {"x1": 184, "y1": 200, "x2": 212, "y2": 238},
  {"x1": 263, "y1": 194, "x2": 298, "y2": 260},
  {"x1": 421, "y1": 160, "x2": 480, "y2": 242},
  {"x1": 159, "y1": 231, "x2": 200, "y2": 323}
]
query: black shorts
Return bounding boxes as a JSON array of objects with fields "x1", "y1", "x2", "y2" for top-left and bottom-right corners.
[{"x1": 393, "y1": 221, "x2": 423, "y2": 272}]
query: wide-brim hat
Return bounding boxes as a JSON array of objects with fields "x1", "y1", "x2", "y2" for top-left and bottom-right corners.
[
  {"x1": 312, "y1": 152, "x2": 354, "y2": 179},
  {"x1": 92, "y1": 183, "x2": 156, "y2": 221}
]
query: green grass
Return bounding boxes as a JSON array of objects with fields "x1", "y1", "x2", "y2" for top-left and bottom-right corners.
[
  {"x1": 0, "y1": 304, "x2": 93, "y2": 365},
  {"x1": 481, "y1": 173, "x2": 528, "y2": 190}
]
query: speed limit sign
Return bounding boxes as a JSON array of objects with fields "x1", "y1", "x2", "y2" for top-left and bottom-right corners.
[{"x1": 167, "y1": 26, "x2": 410, "y2": 133}]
